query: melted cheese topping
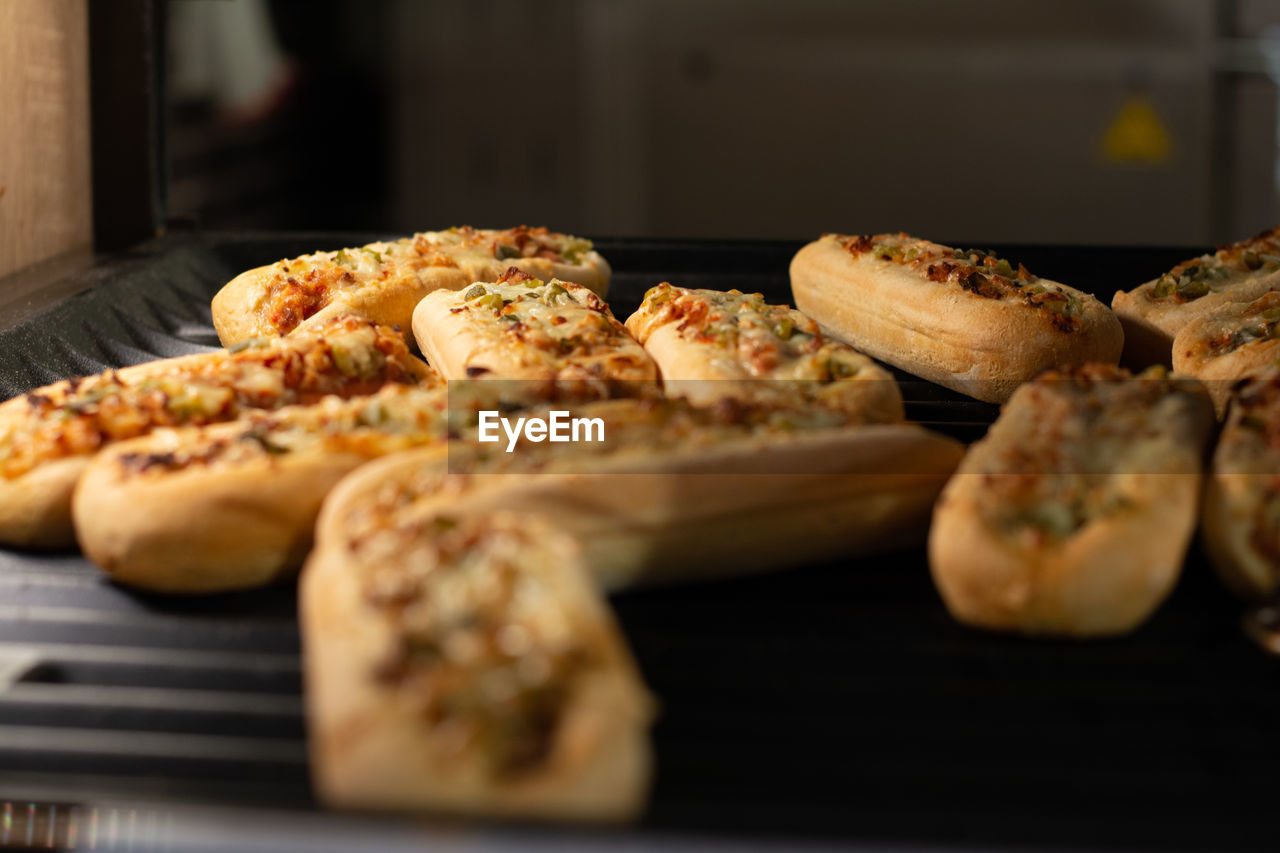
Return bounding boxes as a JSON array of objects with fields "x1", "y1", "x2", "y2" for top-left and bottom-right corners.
[
  {"x1": 113, "y1": 385, "x2": 450, "y2": 475},
  {"x1": 627, "y1": 284, "x2": 900, "y2": 421},
  {"x1": 836, "y1": 232, "x2": 1081, "y2": 332},
  {"x1": 0, "y1": 315, "x2": 424, "y2": 480},
  {"x1": 441, "y1": 269, "x2": 655, "y2": 384},
  {"x1": 262, "y1": 226, "x2": 596, "y2": 335},
  {"x1": 344, "y1": 503, "x2": 602, "y2": 779},
  {"x1": 1142, "y1": 226, "x2": 1280, "y2": 304},
  {"x1": 970, "y1": 364, "x2": 1205, "y2": 544},
  {"x1": 1184, "y1": 289, "x2": 1280, "y2": 359}
]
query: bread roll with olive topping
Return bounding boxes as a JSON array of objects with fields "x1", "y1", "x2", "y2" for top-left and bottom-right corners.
[
  {"x1": 0, "y1": 316, "x2": 430, "y2": 548},
  {"x1": 412, "y1": 268, "x2": 656, "y2": 397},
  {"x1": 304, "y1": 467, "x2": 653, "y2": 822},
  {"x1": 929, "y1": 364, "x2": 1213, "y2": 637},
  {"x1": 1171, "y1": 287, "x2": 1280, "y2": 415},
  {"x1": 625, "y1": 283, "x2": 903, "y2": 423},
  {"x1": 1203, "y1": 366, "x2": 1280, "y2": 600},
  {"x1": 1112, "y1": 226, "x2": 1280, "y2": 368},
  {"x1": 789, "y1": 233, "x2": 1122, "y2": 403},
  {"x1": 212, "y1": 226, "x2": 611, "y2": 347}
]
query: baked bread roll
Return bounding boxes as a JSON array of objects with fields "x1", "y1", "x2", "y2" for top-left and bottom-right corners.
[
  {"x1": 212, "y1": 226, "x2": 611, "y2": 347},
  {"x1": 423, "y1": 397, "x2": 965, "y2": 590},
  {"x1": 73, "y1": 384, "x2": 450, "y2": 593},
  {"x1": 929, "y1": 364, "x2": 1214, "y2": 637},
  {"x1": 1203, "y1": 367, "x2": 1280, "y2": 600},
  {"x1": 1171, "y1": 287, "x2": 1280, "y2": 415},
  {"x1": 789, "y1": 233, "x2": 1122, "y2": 403},
  {"x1": 412, "y1": 268, "x2": 657, "y2": 396},
  {"x1": 624, "y1": 283, "x2": 903, "y2": 423},
  {"x1": 0, "y1": 316, "x2": 430, "y2": 548},
  {"x1": 1112, "y1": 226, "x2": 1280, "y2": 368},
  {"x1": 304, "y1": 475, "x2": 653, "y2": 822}
]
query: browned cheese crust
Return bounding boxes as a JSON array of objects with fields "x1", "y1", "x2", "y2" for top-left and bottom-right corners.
[
  {"x1": 624, "y1": 283, "x2": 904, "y2": 423},
  {"x1": 928, "y1": 364, "x2": 1214, "y2": 637},
  {"x1": 1171, "y1": 287, "x2": 1280, "y2": 415},
  {"x1": 1112, "y1": 226, "x2": 1280, "y2": 368},
  {"x1": 789, "y1": 233, "x2": 1122, "y2": 403},
  {"x1": 304, "y1": 467, "x2": 653, "y2": 822},
  {"x1": 413, "y1": 268, "x2": 657, "y2": 398},
  {"x1": 1203, "y1": 366, "x2": 1280, "y2": 600},
  {"x1": 0, "y1": 316, "x2": 431, "y2": 548},
  {"x1": 212, "y1": 226, "x2": 611, "y2": 347}
]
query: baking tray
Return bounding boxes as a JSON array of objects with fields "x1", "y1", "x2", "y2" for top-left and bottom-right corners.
[{"x1": 0, "y1": 233, "x2": 1275, "y2": 852}]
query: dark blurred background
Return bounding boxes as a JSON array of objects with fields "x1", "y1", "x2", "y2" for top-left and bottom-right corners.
[{"x1": 164, "y1": 0, "x2": 1280, "y2": 245}]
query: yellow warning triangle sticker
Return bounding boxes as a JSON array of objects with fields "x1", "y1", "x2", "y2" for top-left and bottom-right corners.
[{"x1": 1101, "y1": 96, "x2": 1173, "y2": 165}]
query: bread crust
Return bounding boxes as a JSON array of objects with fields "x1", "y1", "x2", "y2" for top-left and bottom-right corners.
[
  {"x1": 789, "y1": 234, "x2": 1122, "y2": 403},
  {"x1": 416, "y1": 419, "x2": 963, "y2": 590},
  {"x1": 75, "y1": 442, "x2": 368, "y2": 593},
  {"x1": 412, "y1": 273, "x2": 655, "y2": 389},
  {"x1": 1171, "y1": 288, "x2": 1280, "y2": 416},
  {"x1": 71, "y1": 386, "x2": 450, "y2": 593},
  {"x1": 928, "y1": 365, "x2": 1214, "y2": 637},
  {"x1": 1201, "y1": 367, "x2": 1280, "y2": 600},
  {"x1": 212, "y1": 227, "x2": 611, "y2": 347},
  {"x1": 624, "y1": 283, "x2": 904, "y2": 422},
  {"x1": 303, "y1": 482, "x2": 652, "y2": 821},
  {"x1": 0, "y1": 317, "x2": 430, "y2": 548},
  {"x1": 1112, "y1": 226, "x2": 1280, "y2": 368}
]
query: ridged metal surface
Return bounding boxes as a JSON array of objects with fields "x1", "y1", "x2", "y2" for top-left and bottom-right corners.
[{"x1": 0, "y1": 234, "x2": 1274, "y2": 851}]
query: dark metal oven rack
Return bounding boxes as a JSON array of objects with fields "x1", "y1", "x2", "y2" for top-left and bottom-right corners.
[{"x1": 0, "y1": 235, "x2": 1275, "y2": 852}]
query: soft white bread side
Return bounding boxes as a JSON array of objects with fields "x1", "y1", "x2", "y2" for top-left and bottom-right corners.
[
  {"x1": 624, "y1": 283, "x2": 904, "y2": 423},
  {"x1": 928, "y1": 364, "x2": 1214, "y2": 637},
  {"x1": 789, "y1": 234, "x2": 1122, "y2": 403},
  {"x1": 212, "y1": 226, "x2": 611, "y2": 346},
  {"x1": 1171, "y1": 288, "x2": 1280, "y2": 416},
  {"x1": 1201, "y1": 367, "x2": 1280, "y2": 600},
  {"x1": 1112, "y1": 226, "x2": 1280, "y2": 368},
  {"x1": 304, "y1": 464, "x2": 652, "y2": 822}
]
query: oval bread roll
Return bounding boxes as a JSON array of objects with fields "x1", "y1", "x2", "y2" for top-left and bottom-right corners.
[
  {"x1": 929, "y1": 364, "x2": 1214, "y2": 637},
  {"x1": 73, "y1": 385, "x2": 450, "y2": 593},
  {"x1": 304, "y1": 469, "x2": 653, "y2": 822},
  {"x1": 790, "y1": 233, "x2": 1122, "y2": 403},
  {"x1": 1112, "y1": 226, "x2": 1280, "y2": 368},
  {"x1": 412, "y1": 268, "x2": 656, "y2": 395},
  {"x1": 427, "y1": 397, "x2": 965, "y2": 590},
  {"x1": 1171, "y1": 287, "x2": 1280, "y2": 416},
  {"x1": 0, "y1": 316, "x2": 430, "y2": 549},
  {"x1": 624, "y1": 283, "x2": 904, "y2": 423},
  {"x1": 212, "y1": 226, "x2": 611, "y2": 347},
  {"x1": 1202, "y1": 367, "x2": 1280, "y2": 600}
]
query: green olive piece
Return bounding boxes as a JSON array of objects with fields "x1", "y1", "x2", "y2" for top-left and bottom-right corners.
[
  {"x1": 1260, "y1": 307, "x2": 1280, "y2": 323},
  {"x1": 461, "y1": 284, "x2": 487, "y2": 301},
  {"x1": 776, "y1": 317, "x2": 793, "y2": 340},
  {"x1": 995, "y1": 258, "x2": 1014, "y2": 278},
  {"x1": 496, "y1": 245, "x2": 521, "y2": 260}
]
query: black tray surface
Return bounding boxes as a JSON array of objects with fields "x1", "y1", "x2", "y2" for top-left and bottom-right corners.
[{"x1": 0, "y1": 232, "x2": 1273, "y2": 852}]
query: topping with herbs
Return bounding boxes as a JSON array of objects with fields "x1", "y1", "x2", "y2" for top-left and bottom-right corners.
[
  {"x1": 1147, "y1": 226, "x2": 1280, "y2": 304},
  {"x1": 0, "y1": 315, "x2": 425, "y2": 480},
  {"x1": 351, "y1": 509, "x2": 606, "y2": 779},
  {"x1": 973, "y1": 364, "x2": 1207, "y2": 545},
  {"x1": 836, "y1": 232, "x2": 1081, "y2": 332}
]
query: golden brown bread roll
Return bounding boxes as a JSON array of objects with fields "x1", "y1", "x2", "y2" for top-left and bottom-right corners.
[{"x1": 790, "y1": 233, "x2": 1122, "y2": 403}]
